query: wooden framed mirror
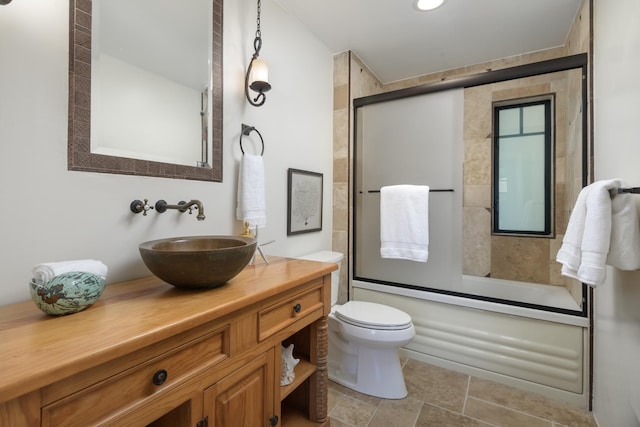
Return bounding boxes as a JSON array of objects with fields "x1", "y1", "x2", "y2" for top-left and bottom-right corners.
[{"x1": 68, "y1": 0, "x2": 223, "y2": 182}]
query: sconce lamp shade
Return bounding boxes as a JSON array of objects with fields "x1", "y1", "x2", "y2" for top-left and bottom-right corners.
[{"x1": 249, "y1": 58, "x2": 271, "y2": 93}]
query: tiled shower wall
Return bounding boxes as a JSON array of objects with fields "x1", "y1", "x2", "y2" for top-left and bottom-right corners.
[
  {"x1": 333, "y1": 0, "x2": 590, "y2": 304},
  {"x1": 462, "y1": 71, "x2": 583, "y2": 300},
  {"x1": 332, "y1": 52, "x2": 383, "y2": 303}
]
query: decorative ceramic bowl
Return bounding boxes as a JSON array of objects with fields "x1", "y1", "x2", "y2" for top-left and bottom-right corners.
[{"x1": 29, "y1": 272, "x2": 106, "y2": 316}]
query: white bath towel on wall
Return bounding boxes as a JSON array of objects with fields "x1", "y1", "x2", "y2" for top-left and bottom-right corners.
[
  {"x1": 556, "y1": 184, "x2": 591, "y2": 280},
  {"x1": 607, "y1": 185, "x2": 640, "y2": 270},
  {"x1": 576, "y1": 179, "x2": 617, "y2": 285},
  {"x1": 380, "y1": 185, "x2": 430, "y2": 262},
  {"x1": 236, "y1": 154, "x2": 266, "y2": 228},
  {"x1": 556, "y1": 178, "x2": 640, "y2": 286}
]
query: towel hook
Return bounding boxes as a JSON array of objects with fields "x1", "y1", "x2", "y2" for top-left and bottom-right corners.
[{"x1": 240, "y1": 124, "x2": 265, "y2": 156}]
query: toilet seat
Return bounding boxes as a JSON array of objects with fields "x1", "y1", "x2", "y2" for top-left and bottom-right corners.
[{"x1": 334, "y1": 301, "x2": 412, "y2": 330}]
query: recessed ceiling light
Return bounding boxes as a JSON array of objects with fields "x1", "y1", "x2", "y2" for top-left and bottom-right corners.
[{"x1": 415, "y1": 0, "x2": 444, "y2": 11}]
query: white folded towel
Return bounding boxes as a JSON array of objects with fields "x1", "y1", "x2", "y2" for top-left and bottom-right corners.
[
  {"x1": 556, "y1": 184, "x2": 591, "y2": 280},
  {"x1": 607, "y1": 185, "x2": 640, "y2": 270},
  {"x1": 32, "y1": 259, "x2": 108, "y2": 285},
  {"x1": 380, "y1": 185, "x2": 430, "y2": 262},
  {"x1": 576, "y1": 180, "x2": 618, "y2": 285},
  {"x1": 557, "y1": 179, "x2": 640, "y2": 286},
  {"x1": 236, "y1": 154, "x2": 266, "y2": 228}
]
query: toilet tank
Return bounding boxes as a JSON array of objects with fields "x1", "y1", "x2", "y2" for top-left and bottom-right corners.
[{"x1": 297, "y1": 251, "x2": 343, "y2": 306}]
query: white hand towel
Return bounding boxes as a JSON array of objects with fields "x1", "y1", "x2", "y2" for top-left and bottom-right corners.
[
  {"x1": 32, "y1": 259, "x2": 108, "y2": 285},
  {"x1": 380, "y1": 185, "x2": 430, "y2": 262},
  {"x1": 557, "y1": 178, "x2": 640, "y2": 287},
  {"x1": 236, "y1": 154, "x2": 266, "y2": 228},
  {"x1": 607, "y1": 185, "x2": 640, "y2": 270},
  {"x1": 556, "y1": 184, "x2": 591, "y2": 280},
  {"x1": 576, "y1": 179, "x2": 619, "y2": 285}
]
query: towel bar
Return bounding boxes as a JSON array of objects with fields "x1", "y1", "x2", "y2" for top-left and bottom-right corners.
[
  {"x1": 362, "y1": 189, "x2": 454, "y2": 194},
  {"x1": 240, "y1": 124, "x2": 265, "y2": 155},
  {"x1": 609, "y1": 187, "x2": 640, "y2": 196}
]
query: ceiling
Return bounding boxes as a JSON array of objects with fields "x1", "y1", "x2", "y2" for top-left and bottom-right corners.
[{"x1": 273, "y1": 0, "x2": 583, "y2": 83}]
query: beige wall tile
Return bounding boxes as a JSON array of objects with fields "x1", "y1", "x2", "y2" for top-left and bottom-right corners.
[
  {"x1": 491, "y1": 235, "x2": 551, "y2": 283},
  {"x1": 333, "y1": 84, "x2": 349, "y2": 111},
  {"x1": 333, "y1": 52, "x2": 350, "y2": 87},
  {"x1": 549, "y1": 259, "x2": 565, "y2": 286},
  {"x1": 463, "y1": 184, "x2": 491, "y2": 208},
  {"x1": 333, "y1": 157, "x2": 348, "y2": 184},
  {"x1": 333, "y1": 109, "x2": 349, "y2": 160},
  {"x1": 463, "y1": 139, "x2": 492, "y2": 186},
  {"x1": 556, "y1": 182, "x2": 567, "y2": 235},
  {"x1": 463, "y1": 206, "x2": 491, "y2": 276},
  {"x1": 463, "y1": 87, "x2": 492, "y2": 140},
  {"x1": 332, "y1": 182, "x2": 348, "y2": 231}
]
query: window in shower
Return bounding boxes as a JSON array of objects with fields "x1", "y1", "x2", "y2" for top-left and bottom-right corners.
[{"x1": 492, "y1": 96, "x2": 554, "y2": 236}]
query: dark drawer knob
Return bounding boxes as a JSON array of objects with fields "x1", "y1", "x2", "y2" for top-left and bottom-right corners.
[
  {"x1": 293, "y1": 303, "x2": 301, "y2": 313},
  {"x1": 152, "y1": 369, "x2": 168, "y2": 386}
]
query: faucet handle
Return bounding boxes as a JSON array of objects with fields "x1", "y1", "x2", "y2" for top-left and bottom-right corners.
[
  {"x1": 130, "y1": 199, "x2": 154, "y2": 216},
  {"x1": 184, "y1": 203, "x2": 199, "y2": 215}
]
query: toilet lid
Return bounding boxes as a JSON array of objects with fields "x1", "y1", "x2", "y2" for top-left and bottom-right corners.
[{"x1": 334, "y1": 301, "x2": 412, "y2": 330}]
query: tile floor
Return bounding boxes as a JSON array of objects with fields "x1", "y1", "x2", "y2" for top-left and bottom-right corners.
[{"x1": 327, "y1": 358, "x2": 597, "y2": 427}]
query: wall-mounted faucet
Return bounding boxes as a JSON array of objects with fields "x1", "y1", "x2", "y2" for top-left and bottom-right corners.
[{"x1": 155, "y1": 200, "x2": 206, "y2": 221}]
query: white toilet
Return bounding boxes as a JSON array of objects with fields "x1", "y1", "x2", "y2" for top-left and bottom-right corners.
[{"x1": 298, "y1": 251, "x2": 415, "y2": 399}]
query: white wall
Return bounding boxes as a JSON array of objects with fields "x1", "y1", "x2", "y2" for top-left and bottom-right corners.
[
  {"x1": 593, "y1": 0, "x2": 640, "y2": 425},
  {"x1": 0, "y1": 0, "x2": 333, "y2": 305}
]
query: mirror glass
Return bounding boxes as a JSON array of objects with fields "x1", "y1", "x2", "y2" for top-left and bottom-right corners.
[
  {"x1": 68, "y1": 0, "x2": 223, "y2": 181},
  {"x1": 91, "y1": 0, "x2": 211, "y2": 167}
]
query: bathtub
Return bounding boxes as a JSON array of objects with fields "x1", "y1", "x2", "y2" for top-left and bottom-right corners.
[{"x1": 353, "y1": 278, "x2": 589, "y2": 408}]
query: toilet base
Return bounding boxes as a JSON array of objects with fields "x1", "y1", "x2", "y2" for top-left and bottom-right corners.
[{"x1": 328, "y1": 341, "x2": 408, "y2": 399}]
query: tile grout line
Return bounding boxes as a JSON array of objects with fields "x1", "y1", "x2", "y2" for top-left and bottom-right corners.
[
  {"x1": 365, "y1": 399, "x2": 383, "y2": 427},
  {"x1": 410, "y1": 398, "x2": 425, "y2": 427},
  {"x1": 462, "y1": 374, "x2": 471, "y2": 415},
  {"x1": 458, "y1": 377, "x2": 501, "y2": 426},
  {"x1": 419, "y1": 400, "x2": 498, "y2": 427},
  {"x1": 467, "y1": 395, "x2": 559, "y2": 425}
]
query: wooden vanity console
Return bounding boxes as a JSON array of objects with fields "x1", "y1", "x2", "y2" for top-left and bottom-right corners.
[{"x1": 0, "y1": 257, "x2": 336, "y2": 426}]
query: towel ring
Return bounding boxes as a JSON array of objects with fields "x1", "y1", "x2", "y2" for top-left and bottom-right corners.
[{"x1": 240, "y1": 124, "x2": 264, "y2": 156}]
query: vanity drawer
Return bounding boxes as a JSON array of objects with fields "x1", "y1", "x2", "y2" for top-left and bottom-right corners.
[
  {"x1": 41, "y1": 326, "x2": 229, "y2": 427},
  {"x1": 259, "y1": 282, "x2": 324, "y2": 341}
]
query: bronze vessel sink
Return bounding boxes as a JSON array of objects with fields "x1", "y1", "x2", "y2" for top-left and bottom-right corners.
[{"x1": 139, "y1": 235, "x2": 257, "y2": 289}]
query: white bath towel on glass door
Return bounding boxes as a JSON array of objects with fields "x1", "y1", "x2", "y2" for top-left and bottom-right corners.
[{"x1": 380, "y1": 185, "x2": 430, "y2": 262}]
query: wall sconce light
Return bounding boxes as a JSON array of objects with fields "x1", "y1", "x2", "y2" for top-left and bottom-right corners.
[
  {"x1": 0, "y1": 0, "x2": 14, "y2": 5},
  {"x1": 245, "y1": 0, "x2": 271, "y2": 107}
]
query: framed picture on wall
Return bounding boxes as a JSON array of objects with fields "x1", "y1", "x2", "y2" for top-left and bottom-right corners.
[{"x1": 287, "y1": 168, "x2": 323, "y2": 235}]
